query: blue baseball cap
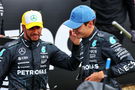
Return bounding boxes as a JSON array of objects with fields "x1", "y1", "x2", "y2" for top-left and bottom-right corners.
[{"x1": 63, "y1": 5, "x2": 96, "y2": 29}]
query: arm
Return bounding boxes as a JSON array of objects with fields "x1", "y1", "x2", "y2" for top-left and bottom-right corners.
[
  {"x1": 49, "y1": 44, "x2": 80, "y2": 71},
  {"x1": 0, "y1": 35, "x2": 4, "y2": 38},
  {"x1": 131, "y1": 30, "x2": 135, "y2": 42},
  {"x1": 0, "y1": 48, "x2": 11, "y2": 86},
  {"x1": 49, "y1": 30, "x2": 81, "y2": 70},
  {"x1": 126, "y1": 0, "x2": 135, "y2": 30},
  {"x1": 125, "y1": 0, "x2": 135, "y2": 42},
  {"x1": 102, "y1": 35, "x2": 135, "y2": 77}
]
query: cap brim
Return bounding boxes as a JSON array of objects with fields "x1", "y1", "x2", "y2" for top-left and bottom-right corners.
[
  {"x1": 26, "y1": 22, "x2": 43, "y2": 29},
  {"x1": 63, "y1": 20, "x2": 83, "y2": 29}
]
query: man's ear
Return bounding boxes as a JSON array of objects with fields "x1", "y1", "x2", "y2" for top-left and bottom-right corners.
[
  {"x1": 22, "y1": 25, "x2": 26, "y2": 32},
  {"x1": 87, "y1": 21, "x2": 93, "y2": 28}
]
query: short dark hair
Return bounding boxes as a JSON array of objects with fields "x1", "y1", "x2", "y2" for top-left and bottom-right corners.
[{"x1": 84, "y1": 19, "x2": 96, "y2": 26}]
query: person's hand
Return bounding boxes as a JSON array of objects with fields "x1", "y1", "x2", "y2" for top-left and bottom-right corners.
[
  {"x1": 131, "y1": 30, "x2": 135, "y2": 43},
  {"x1": 85, "y1": 71, "x2": 104, "y2": 82},
  {"x1": 0, "y1": 34, "x2": 5, "y2": 38},
  {"x1": 69, "y1": 30, "x2": 80, "y2": 45}
]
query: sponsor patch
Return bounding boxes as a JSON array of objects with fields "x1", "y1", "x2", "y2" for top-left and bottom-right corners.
[
  {"x1": 92, "y1": 40, "x2": 97, "y2": 47},
  {"x1": 18, "y1": 47, "x2": 26, "y2": 55},
  {"x1": 41, "y1": 46, "x2": 46, "y2": 53},
  {"x1": 109, "y1": 36, "x2": 116, "y2": 44}
]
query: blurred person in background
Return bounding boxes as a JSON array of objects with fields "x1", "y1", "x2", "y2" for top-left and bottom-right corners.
[{"x1": 90, "y1": 0, "x2": 135, "y2": 43}]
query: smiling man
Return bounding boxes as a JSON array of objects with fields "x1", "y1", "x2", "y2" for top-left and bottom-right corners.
[
  {"x1": 21, "y1": 10, "x2": 43, "y2": 41},
  {"x1": 0, "y1": 10, "x2": 81, "y2": 90},
  {"x1": 64, "y1": 5, "x2": 135, "y2": 90}
]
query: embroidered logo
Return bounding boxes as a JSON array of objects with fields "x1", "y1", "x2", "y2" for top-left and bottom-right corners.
[
  {"x1": 92, "y1": 40, "x2": 97, "y2": 47},
  {"x1": 30, "y1": 15, "x2": 38, "y2": 22},
  {"x1": 18, "y1": 47, "x2": 26, "y2": 55},
  {"x1": 109, "y1": 37, "x2": 116, "y2": 44},
  {"x1": 41, "y1": 46, "x2": 46, "y2": 53}
]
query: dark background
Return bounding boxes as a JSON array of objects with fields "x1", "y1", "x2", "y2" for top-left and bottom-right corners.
[{"x1": 0, "y1": 0, "x2": 135, "y2": 90}]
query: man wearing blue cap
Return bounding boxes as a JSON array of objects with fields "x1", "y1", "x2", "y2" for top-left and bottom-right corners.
[{"x1": 64, "y1": 5, "x2": 135, "y2": 89}]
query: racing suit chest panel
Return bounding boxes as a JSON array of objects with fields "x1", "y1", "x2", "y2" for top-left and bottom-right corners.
[
  {"x1": 81, "y1": 30, "x2": 107, "y2": 78},
  {"x1": 83, "y1": 40, "x2": 105, "y2": 71},
  {"x1": 31, "y1": 46, "x2": 49, "y2": 69},
  {"x1": 10, "y1": 45, "x2": 49, "y2": 71},
  {"x1": 7, "y1": 39, "x2": 50, "y2": 89}
]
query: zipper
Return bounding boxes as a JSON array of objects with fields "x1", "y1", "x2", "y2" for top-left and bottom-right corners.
[{"x1": 31, "y1": 49, "x2": 35, "y2": 90}]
